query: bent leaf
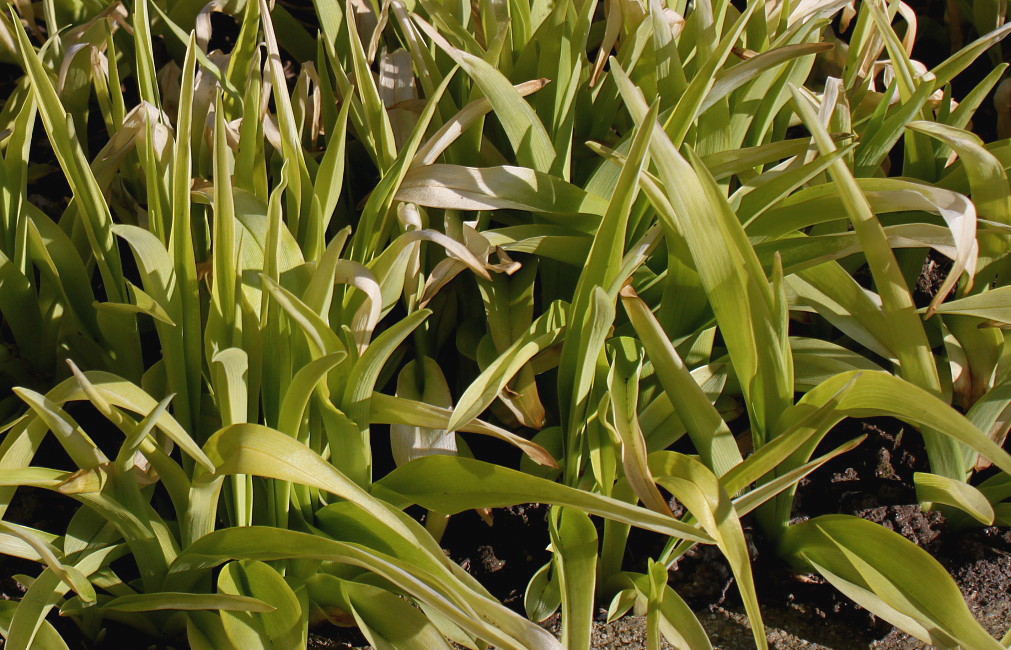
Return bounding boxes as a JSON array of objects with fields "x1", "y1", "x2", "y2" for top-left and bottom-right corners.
[
  {"x1": 914, "y1": 472, "x2": 995, "y2": 525},
  {"x1": 782, "y1": 515, "x2": 1002, "y2": 649}
]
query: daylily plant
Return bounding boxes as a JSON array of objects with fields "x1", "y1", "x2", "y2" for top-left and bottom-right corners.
[{"x1": 0, "y1": 0, "x2": 1009, "y2": 648}]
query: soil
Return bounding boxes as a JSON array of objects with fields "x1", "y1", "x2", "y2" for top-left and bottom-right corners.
[
  {"x1": 701, "y1": 417, "x2": 1010, "y2": 648},
  {"x1": 439, "y1": 504, "x2": 553, "y2": 611}
]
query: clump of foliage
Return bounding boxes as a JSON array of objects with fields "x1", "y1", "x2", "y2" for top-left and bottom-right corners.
[{"x1": 0, "y1": 0, "x2": 1010, "y2": 648}]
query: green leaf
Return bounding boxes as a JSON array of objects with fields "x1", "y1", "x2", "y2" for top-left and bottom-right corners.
[
  {"x1": 413, "y1": 78, "x2": 549, "y2": 166},
  {"x1": 3, "y1": 546, "x2": 123, "y2": 650},
  {"x1": 187, "y1": 611, "x2": 235, "y2": 650},
  {"x1": 790, "y1": 85, "x2": 964, "y2": 480},
  {"x1": 0, "y1": 601, "x2": 69, "y2": 650},
  {"x1": 789, "y1": 371, "x2": 1011, "y2": 478},
  {"x1": 620, "y1": 286, "x2": 741, "y2": 477},
  {"x1": 413, "y1": 16, "x2": 555, "y2": 172},
  {"x1": 170, "y1": 528, "x2": 562, "y2": 650},
  {"x1": 782, "y1": 515, "x2": 1003, "y2": 649},
  {"x1": 44, "y1": 370, "x2": 214, "y2": 473},
  {"x1": 605, "y1": 339, "x2": 672, "y2": 516},
  {"x1": 931, "y1": 23, "x2": 1011, "y2": 92},
  {"x1": 791, "y1": 338, "x2": 884, "y2": 390},
  {"x1": 371, "y1": 393, "x2": 557, "y2": 467},
  {"x1": 913, "y1": 472, "x2": 995, "y2": 525},
  {"x1": 261, "y1": 275, "x2": 346, "y2": 359},
  {"x1": 343, "y1": 580, "x2": 454, "y2": 650},
  {"x1": 341, "y1": 309, "x2": 431, "y2": 484},
  {"x1": 131, "y1": 0, "x2": 159, "y2": 106},
  {"x1": 374, "y1": 456, "x2": 713, "y2": 543},
  {"x1": 13, "y1": 387, "x2": 108, "y2": 470},
  {"x1": 626, "y1": 567, "x2": 714, "y2": 650},
  {"x1": 855, "y1": 79, "x2": 937, "y2": 175},
  {"x1": 257, "y1": 0, "x2": 313, "y2": 246},
  {"x1": 76, "y1": 592, "x2": 275, "y2": 614},
  {"x1": 558, "y1": 99, "x2": 657, "y2": 484},
  {"x1": 549, "y1": 507, "x2": 597, "y2": 650},
  {"x1": 930, "y1": 287, "x2": 1011, "y2": 324},
  {"x1": 0, "y1": 251, "x2": 45, "y2": 366},
  {"x1": 149, "y1": 2, "x2": 243, "y2": 102},
  {"x1": 665, "y1": 0, "x2": 758, "y2": 146},
  {"x1": 908, "y1": 121, "x2": 1011, "y2": 225},
  {"x1": 730, "y1": 436, "x2": 867, "y2": 518},
  {"x1": 524, "y1": 562, "x2": 560, "y2": 623},
  {"x1": 277, "y1": 353, "x2": 347, "y2": 437},
  {"x1": 0, "y1": 522, "x2": 95, "y2": 604},
  {"x1": 450, "y1": 301, "x2": 566, "y2": 433},
  {"x1": 701, "y1": 42, "x2": 833, "y2": 116},
  {"x1": 395, "y1": 164, "x2": 607, "y2": 225},
  {"x1": 12, "y1": 11, "x2": 125, "y2": 303},
  {"x1": 648, "y1": 452, "x2": 766, "y2": 650},
  {"x1": 218, "y1": 561, "x2": 305, "y2": 649},
  {"x1": 614, "y1": 62, "x2": 792, "y2": 442}
]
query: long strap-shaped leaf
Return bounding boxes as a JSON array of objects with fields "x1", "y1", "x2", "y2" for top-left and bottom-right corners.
[
  {"x1": 612, "y1": 60, "x2": 793, "y2": 444},
  {"x1": 172, "y1": 526, "x2": 561, "y2": 650},
  {"x1": 558, "y1": 101, "x2": 656, "y2": 484},
  {"x1": 206, "y1": 93, "x2": 241, "y2": 361},
  {"x1": 780, "y1": 370, "x2": 1011, "y2": 477},
  {"x1": 549, "y1": 507, "x2": 597, "y2": 650},
  {"x1": 605, "y1": 340, "x2": 673, "y2": 517},
  {"x1": 0, "y1": 600, "x2": 68, "y2": 650},
  {"x1": 169, "y1": 34, "x2": 202, "y2": 434},
  {"x1": 790, "y1": 84, "x2": 966, "y2": 479},
  {"x1": 413, "y1": 15, "x2": 555, "y2": 173},
  {"x1": 782, "y1": 515, "x2": 1003, "y2": 649},
  {"x1": 449, "y1": 301, "x2": 566, "y2": 433},
  {"x1": 258, "y1": 0, "x2": 313, "y2": 250},
  {"x1": 185, "y1": 427, "x2": 562, "y2": 650},
  {"x1": 340, "y1": 309, "x2": 431, "y2": 485},
  {"x1": 908, "y1": 121, "x2": 1011, "y2": 226},
  {"x1": 371, "y1": 393, "x2": 557, "y2": 467},
  {"x1": 11, "y1": 12, "x2": 125, "y2": 304},
  {"x1": 3, "y1": 544, "x2": 121, "y2": 650},
  {"x1": 621, "y1": 286, "x2": 742, "y2": 477},
  {"x1": 375, "y1": 455, "x2": 713, "y2": 543},
  {"x1": 649, "y1": 451, "x2": 767, "y2": 650}
]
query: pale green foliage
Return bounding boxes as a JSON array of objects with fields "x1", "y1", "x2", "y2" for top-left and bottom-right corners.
[{"x1": 0, "y1": 0, "x2": 1009, "y2": 648}]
